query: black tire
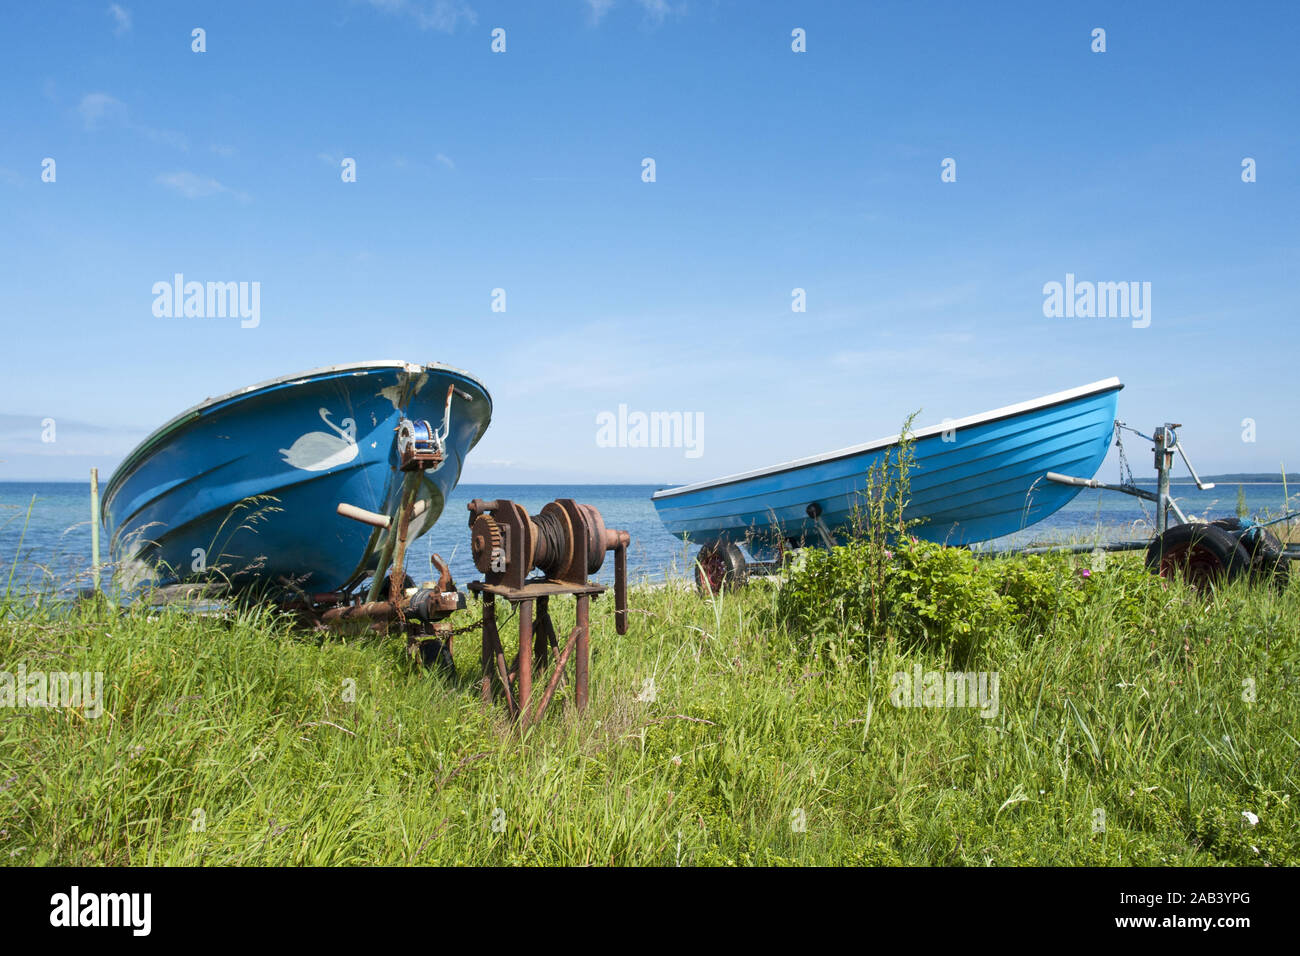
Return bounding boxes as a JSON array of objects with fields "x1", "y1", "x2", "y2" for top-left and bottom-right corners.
[
  {"x1": 1210, "y1": 518, "x2": 1290, "y2": 589},
  {"x1": 1210, "y1": 517, "x2": 1283, "y2": 562},
  {"x1": 1145, "y1": 523, "x2": 1252, "y2": 590},
  {"x1": 694, "y1": 541, "x2": 748, "y2": 595},
  {"x1": 418, "y1": 638, "x2": 456, "y2": 675}
]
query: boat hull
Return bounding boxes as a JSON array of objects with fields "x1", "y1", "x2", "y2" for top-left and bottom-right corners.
[
  {"x1": 102, "y1": 362, "x2": 491, "y2": 594},
  {"x1": 652, "y1": 379, "x2": 1122, "y2": 558}
]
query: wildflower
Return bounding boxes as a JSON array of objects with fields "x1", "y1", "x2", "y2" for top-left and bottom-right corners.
[
  {"x1": 671, "y1": 755, "x2": 682, "y2": 767},
  {"x1": 1242, "y1": 810, "x2": 1259, "y2": 827}
]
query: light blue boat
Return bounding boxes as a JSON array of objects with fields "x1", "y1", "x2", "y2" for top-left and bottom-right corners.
[
  {"x1": 652, "y1": 378, "x2": 1122, "y2": 561},
  {"x1": 102, "y1": 361, "x2": 491, "y2": 596}
]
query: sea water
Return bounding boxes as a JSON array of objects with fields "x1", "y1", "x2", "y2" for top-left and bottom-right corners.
[{"x1": 2, "y1": 480, "x2": 1295, "y2": 596}]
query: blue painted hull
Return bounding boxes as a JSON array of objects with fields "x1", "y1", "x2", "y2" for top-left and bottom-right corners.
[
  {"x1": 102, "y1": 362, "x2": 492, "y2": 594},
  {"x1": 652, "y1": 379, "x2": 1122, "y2": 558}
]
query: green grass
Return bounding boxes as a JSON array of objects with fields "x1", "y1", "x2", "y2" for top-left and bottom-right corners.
[{"x1": 1, "y1": 552, "x2": 1297, "y2": 866}]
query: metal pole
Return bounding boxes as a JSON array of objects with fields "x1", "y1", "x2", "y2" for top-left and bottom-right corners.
[
  {"x1": 517, "y1": 599, "x2": 533, "y2": 728},
  {"x1": 368, "y1": 471, "x2": 420, "y2": 603},
  {"x1": 614, "y1": 544, "x2": 627, "y2": 634},
  {"x1": 89, "y1": 468, "x2": 101, "y2": 593},
  {"x1": 531, "y1": 624, "x2": 581, "y2": 724},
  {"x1": 481, "y1": 595, "x2": 496, "y2": 705},
  {"x1": 575, "y1": 594, "x2": 589, "y2": 711},
  {"x1": 533, "y1": 596, "x2": 553, "y2": 668},
  {"x1": 1154, "y1": 425, "x2": 1173, "y2": 534}
]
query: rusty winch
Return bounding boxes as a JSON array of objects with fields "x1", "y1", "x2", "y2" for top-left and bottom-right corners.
[
  {"x1": 469, "y1": 499, "x2": 628, "y2": 607},
  {"x1": 467, "y1": 498, "x2": 629, "y2": 727}
]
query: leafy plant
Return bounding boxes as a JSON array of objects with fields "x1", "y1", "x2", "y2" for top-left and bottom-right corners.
[
  {"x1": 887, "y1": 539, "x2": 1009, "y2": 661},
  {"x1": 989, "y1": 553, "x2": 1086, "y2": 634}
]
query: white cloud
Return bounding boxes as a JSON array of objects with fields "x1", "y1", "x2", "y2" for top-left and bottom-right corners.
[
  {"x1": 78, "y1": 92, "x2": 127, "y2": 129},
  {"x1": 586, "y1": 1, "x2": 683, "y2": 27},
  {"x1": 419, "y1": 0, "x2": 476, "y2": 31},
  {"x1": 140, "y1": 126, "x2": 189, "y2": 150},
  {"x1": 364, "y1": 0, "x2": 476, "y2": 33},
  {"x1": 78, "y1": 92, "x2": 189, "y2": 149},
  {"x1": 391, "y1": 153, "x2": 455, "y2": 173},
  {"x1": 157, "y1": 171, "x2": 250, "y2": 202},
  {"x1": 585, "y1": 0, "x2": 615, "y2": 23},
  {"x1": 107, "y1": 3, "x2": 131, "y2": 36},
  {"x1": 637, "y1": 0, "x2": 680, "y2": 24}
]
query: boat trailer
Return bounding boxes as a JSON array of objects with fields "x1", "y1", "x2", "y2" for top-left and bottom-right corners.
[{"x1": 690, "y1": 419, "x2": 1295, "y2": 592}]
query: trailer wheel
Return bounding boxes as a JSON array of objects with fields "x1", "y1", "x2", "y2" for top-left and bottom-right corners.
[
  {"x1": 1210, "y1": 518, "x2": 1290, "y2": 589},
  {"x1": 418, "y1": 638, "x2": 456, "y2": 675},
  {"x1": 695, "y1": 542, "x2": 748, "y2": 595},
  {"x1": 1145, "y1": 523, "x2": 1252, "y2": 590},
  {"x1": 1211, "y1": 517, "x2": 1284, "y2": 561}
]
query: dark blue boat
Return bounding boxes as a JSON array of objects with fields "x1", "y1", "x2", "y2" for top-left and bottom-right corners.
[
  {"x1": 652, "y1": 378, "x2": 1122, "y2": 558},
  {"x1": 102, "y1": 361, "x2": 491, "y2": 595}
]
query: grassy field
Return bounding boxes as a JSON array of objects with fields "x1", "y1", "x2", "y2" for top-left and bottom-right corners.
[{"x1": 1, "y1": 549, "x2": 1297, "y2": 866}]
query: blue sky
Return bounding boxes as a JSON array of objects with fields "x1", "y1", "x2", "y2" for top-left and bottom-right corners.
[{"x1": 1, "y1": 0, "x2": 1297, "y2": 484}]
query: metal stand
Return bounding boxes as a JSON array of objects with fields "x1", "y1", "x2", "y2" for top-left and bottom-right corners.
[{"x1": 471, "y1": 581, "x2": 604, "y2": 727}]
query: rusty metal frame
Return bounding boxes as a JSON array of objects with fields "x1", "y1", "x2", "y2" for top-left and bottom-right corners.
[{"x1": 471, "y1": 580, "x2": 604, "y2": 728}]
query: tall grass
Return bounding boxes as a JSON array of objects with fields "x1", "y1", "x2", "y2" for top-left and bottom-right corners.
[
  {"x1": 2, "y1": 497, "x2": 36, "y2": 614},
  {"x1": 1, "y1": 553, "x2": 1295, "y2": 866}
]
